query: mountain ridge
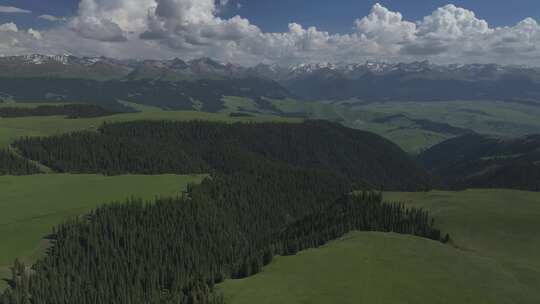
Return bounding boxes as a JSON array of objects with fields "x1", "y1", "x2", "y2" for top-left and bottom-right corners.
[
  {"x1": 420, "y1": 133, "x2": 540, "y2": 191},
  {"x1": 2, "y1": 54, "x2": 539, "y2": 81},
  {"x1": 2, "y1": 54, "x2": 540, "y2": 111}
]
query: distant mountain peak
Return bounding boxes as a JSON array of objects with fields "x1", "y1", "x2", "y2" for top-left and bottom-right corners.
[
  {"x1": 21, "y1": 54, "x2": 71, "y2": 65},
  {"x1": 0, "y1": 53, "x2": 520, "y2": 73},
  {"x1": 2, "y1": 54, "x2": 540, "y2": 104}
]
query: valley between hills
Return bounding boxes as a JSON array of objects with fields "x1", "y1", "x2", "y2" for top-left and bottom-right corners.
[{"x1": 1, "y1": 56, "x2": 540, "y2": 303}]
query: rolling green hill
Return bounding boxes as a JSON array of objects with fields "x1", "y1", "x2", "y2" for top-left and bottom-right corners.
[
  {"x1": 387, "y1": 189, "x2": 540, "y2": 300},
  {"x1": 0, "y1": 120, "x2": 440, "y2": 303},
  {"x1": 0, "y1": 174, "x2": 206, "y2": 291},
  {"x1": 271, "y1": 99, "x2": 540, "y2": 153},
  {"x1": 0, "y1": 110, "x2": 301, "y2": 148},
  {"x1": 0, "y1": 104, "x2": 115, "y2": 118},
  {"x1": 2, "y1": 98, "x2": 539, "y2": 302},
  {"x1": 0, "y1": 76, "x2": 292, "y2": 112},
  {"x1": 5, "y1": 98, "x2": 539, "y2": 154},
  {"x1": 13, "y1": 120, "x2": 432, "y2": 190},
  {"x1": 220, "y1": 189, "x2": 540, "y2": 304},
  {"x1": 220, "y1": 232, "x2": 522, "y2": 304},
  {"x1": 419, "y1": 134, "x2": 540, "y2": 190}
]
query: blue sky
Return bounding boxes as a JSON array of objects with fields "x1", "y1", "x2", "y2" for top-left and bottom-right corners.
[
  {"x1": 0, "y1": 0, "x2": 76, "y2": 28},
  {"x1": 1, "y1": 0, "x2": 540, "y2": 65},
  {"x1": 226, "y1": 0, "x2": 540, "y2": 32},
  {"x1": 3, "y1": 0, "x2": 540, "y2": 32}
]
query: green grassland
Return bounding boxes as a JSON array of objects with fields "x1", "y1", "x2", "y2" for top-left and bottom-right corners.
[
  {"x1": 6, "y1": 98, "x2": 538, "y2": 153},
  {"x1": 356, "y1": 100, "x2": 540, "y2": 136},
  {"x1": 271, "y1": 99, "x2": 540, "y2": 153},
  {"x1": 117, "y1": 100, "x2": 166, "y2": 112},
  {"x1": 221, "y1": 96, "x2": 261, "y2": 113},
  {"x1": 270, "y1": 98, "x2": 456, "y2": 153},
  {"x1": 0, "y1": 110, "x2": 301, "y2": 148},
  {"x1": 220, "y1": 189, "x2": 540, "y2": 304},
  {"x1": 3, "y1": 98, "x2": 540, "y2": 302},
  {"x1": 0, "y1": 174, "x2": 206, "y2": 290},
  {"x1": 387, "y1": 190, "x2": 540, "y2": 301},
  {"x1": 0, "y1": 102, "x2": 70, "y2": 108}
]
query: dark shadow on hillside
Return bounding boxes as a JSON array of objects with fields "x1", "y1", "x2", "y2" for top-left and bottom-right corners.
[{"x1": 2, "y1": 278, "x2": 15, "y2": 289}]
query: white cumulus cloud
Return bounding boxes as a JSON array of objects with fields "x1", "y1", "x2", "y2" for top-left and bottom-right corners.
[
  {"x1": 0, "y1": 5, "x2": 32, "y2": 14},
  {"x1": 70, "y1": 16, "x2": 128, "y2": 42},
  {"x1": 27, "y1": 28, "x2": 42, "y2": 40},
  {"x1": 2, "y1": 2, "x2": 540, "y2": 66},
  {"x1": 39, "y1": 15, "x2": 68, "y2": 22},
  {"x1": 355, "y1": 3, "x2": 416, "y2": 43},
  {"x1": 0, "y1": 22, "x2": 18, "y2": 32}
]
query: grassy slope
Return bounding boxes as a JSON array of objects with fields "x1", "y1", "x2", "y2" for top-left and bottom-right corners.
[
  {"x1": 7, "y1": 99, "x2": 537, "y2": 153},
  {"x1": 0, "y1": 110, "x2": 301, "y2": 148},
  {"x1": 0, "y1": 102, "x2": 69, "y2": 108},
  {"x1": 386, "y1": 190, "x2": 540, "y2": 301},
  {"x1": 271, "y1": 99, "x2": 540, "y2": 153},
  {"x1": 0, "y1": 174, "x2": 206, "y2": 290},
  {"x1": 270, "y1": 99, "x2": 454, "y2": 153},
  {"x1": 221, "y1": 96, "x2": 261, "y2": 113},
  {"x1": 4, "y1": 99, "x2": 540, "y2": 153},
  {"x1": 358, "y1": 101, "x2": 540, "y2": 136},
  {"x1": 220, "y1": 190, "x2": 540, "y2": 304}
]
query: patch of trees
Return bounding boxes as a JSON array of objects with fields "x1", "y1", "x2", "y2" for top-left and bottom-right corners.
[
  {"x1": 228, "y1": 112, "x2": 254, "y2": 118},
  {"x1": 0, "y1": 120, "x2": 445, "y2": 303},
  {"x1": 279, "y1": 193, "x2": 447, "y2": 256},
  {"x1": 14, "y1": 120, "x2": 432, "y2": 191},
  {"x1": 372, "y1": 114, "x2": 473, "y2": 136},
  {"x1": 1, "y1": 161, "x2": 445, "y2": 303},
  {"x1": 0, "y1": 104, "x2": 116, "y2": 118},
  {"x1": 420, "y1": 134, "x2": 540, "y2": 191},
  {"x1": 0, "y1": 149, "x2": 41, "y2": 175}
]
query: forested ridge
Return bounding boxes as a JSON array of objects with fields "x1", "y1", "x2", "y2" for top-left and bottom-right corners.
[
  {"x1": 14, "y1": 120, "x2": 432, "y2": 191},
  {"x1": 0, "y1": 149, "x2": 41, "y2": 175},
  {"x1": 0, "y1": 104, "x2": 116, "y2": 118},
  {"x1": 1, "y1": 167, "x2": 445, "y2": 304},
  {"x1": 1, "y1": 120, "x2": 446, "y2": 303}
]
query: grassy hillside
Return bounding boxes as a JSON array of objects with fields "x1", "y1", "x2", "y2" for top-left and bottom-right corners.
[
  {"x1": 271, "y1": 99, "x2": 540, "y2": 153},
  {"x1": 220, "y1": 189, "x2": 540, "y2": 304},
  {"x1": 0, "y1": 102, "x2": 69, "y2": 108},
  {"x1": 359, "y1": 101, "x2": 540, "y2": 137},
  {"x1": 0, "y1": 174, "x2": 206, "y2": 290},
  {"x1": 0, "y1": 76, "x2": 292, "y2": 112},
  {"x1": 220, "y1": 232, "x2": 523, "y2": 304},
  {"x1": 387, "y1": 189, "x2": 540, "y2": 301},
  {"x1": 419, "y1": 134, "x2": 540, "y2": 190},
  {"x1": 0, "y1": 110, "x2": 301, "y2": 148},
  {"x1": 6, "y1": 98, "x2": 536, "y2": 154},
  {"x1": 221, "y1": 96, "x2": 261, "y2": 113}
]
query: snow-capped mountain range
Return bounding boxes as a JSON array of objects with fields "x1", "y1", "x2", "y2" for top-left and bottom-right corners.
[
  {"x1": 1, "y1": 54, "x2": 534, "y2": 79},
  {"x1": 1, "y1": 54, "x2": 540, "y2": 103}
]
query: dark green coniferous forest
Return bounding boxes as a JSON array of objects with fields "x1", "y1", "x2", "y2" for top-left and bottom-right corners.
[{"x1": 1, "y1": 120, "x2": 445, "y2": 303}]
